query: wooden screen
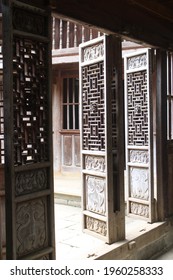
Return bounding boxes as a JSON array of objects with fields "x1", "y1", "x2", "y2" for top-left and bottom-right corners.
[
  {"x1": 79, "y1": 35, "x2": 125, "y2": 244},
  {"x1": 124, "y1": 49, "x2": 155, "y2": 222},
  {"x1": 2, "y1": 0, "x2": 55, "y2": 259},
  {"x1": 0, "y1": 42, "x2": 5, "y2": 259}
]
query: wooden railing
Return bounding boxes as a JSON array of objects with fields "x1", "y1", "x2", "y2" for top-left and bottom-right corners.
[{"x1": 52, "y1": 16, "x2": 103, "y2": 50}]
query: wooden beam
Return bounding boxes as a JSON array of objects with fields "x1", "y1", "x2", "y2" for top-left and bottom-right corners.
[
  {"x1": 52, "y1": 0, "x2": 173, "y2": 50},
  {"x1": 130, "y1": 0, "x2": 173, "y2": 23}
]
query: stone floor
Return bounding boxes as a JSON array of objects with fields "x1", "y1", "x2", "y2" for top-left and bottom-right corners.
[
  {"x1": 54, "y1": 203, "x2": 173, "y2": 260},
  {"x1": 55, "y1": 203, "x2": 103, "y2": 260},
  {"x1": 156, "y1": 247, "x2": 173, "y2": 260},
  {"x1": 54, "y1": 174, "x2": 173, "y2": 260}
]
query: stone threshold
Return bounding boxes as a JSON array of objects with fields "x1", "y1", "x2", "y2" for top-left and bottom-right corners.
[{"x1": 89, "y1": 218, "x2": 173, "y2": 260}]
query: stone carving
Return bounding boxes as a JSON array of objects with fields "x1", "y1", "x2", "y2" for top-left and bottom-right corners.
[
  {"x1": 130, "y1": 202, "x2": 149, "y2": 218},
  {"x1": 86, "y1": 176, "x2": 106, "y2": 215},
  {"x1": 130, "y1": 150, "x2": 149, "y2": 164},
  {"x1": 128, "y1": 54, "x2": 147, "y2": 70},
  {"x1": 13, "y1": 8, "x2": 47, "y2": 36},
  {"x1": 15, "y1": 168, "x2": 47, "y2": 196},
  {"x1": 83, "y1": 43, "x2": 104, "y2": 62},
  {"x1": 86, "y1": 216, "x2": 107, "y2": 236},
  {"x1": 85, "y1": 156, "x2": 105, "y2": 172},
  {"x1": 130, "y1": 167, "x2": 149, "y2": 200},
  {"x1": 16, "y1": 198, "x2": 48, "y2": 257}
]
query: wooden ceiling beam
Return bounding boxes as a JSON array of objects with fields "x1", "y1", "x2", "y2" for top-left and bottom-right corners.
[
  {"x1": 130, "y1": 0, "x2": 173, "y2": 23},
  {"x1": 52, "y1": 0, "x2": 173, "y2": 50}
]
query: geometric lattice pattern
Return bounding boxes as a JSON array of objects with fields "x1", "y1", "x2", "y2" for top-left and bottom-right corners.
[
  {"x1": 125, "y1": 50, "x2": 153, "y2": 221},
  {"x1": 82, "y1": 61, "x2": 105, "y2": 151},
  {"x1": 0, "y1": 67, "x2": 4, "y2": 164},
  {"x1": 111, "y1": 67, "x2": 117, "y2": 149},
  {"x1": 127, "y1": 71, "x2": 148, "y2": 146},
  {"x1": 13, "y1": 37, "x2": 49, "y2": 165}
]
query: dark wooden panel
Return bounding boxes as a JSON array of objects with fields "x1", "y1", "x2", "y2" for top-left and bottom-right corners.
[
  {"x1": 17, "y1": 0, "x2": 48, "y2": 7},
  {"x1": 2, "y1": 0, "x2": 55, "y2": 260},
  {"x1": 156, "y1": 50, "x2": 168, "y2": 220},
  {"x1": 0, "y1": 165, "x2": 5, "y2": 259},
  {"x1": 168, "y1": 150, "x2": 173, "y2": 216}
]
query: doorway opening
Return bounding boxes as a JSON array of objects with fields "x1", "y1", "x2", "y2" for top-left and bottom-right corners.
[
  {"x1": 51, "y1": 15, "x2": 161, "y2": 259},
  {"x1": 1, "y1": 6, "x2": 172, "y2": 259}
]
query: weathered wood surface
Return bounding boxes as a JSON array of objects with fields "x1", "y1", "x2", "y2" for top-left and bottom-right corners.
[
  {"x1": 2, "y1": 0, "x2": 55, "y2": 260},
  {"x1": 0, "y1": 165, "x2": 5, "y2": 259},
  {"x1": 156, "y1": 50, "x2": 168, "y2": 220}
]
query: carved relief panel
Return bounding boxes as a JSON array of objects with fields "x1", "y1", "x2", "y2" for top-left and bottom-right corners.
[
  {"x1": 85, "y1": 175, "x2": 106, "y2": 215},
  {"x1": 124, "y1": 50, "x2": 154, "y2": 221},
  {"x1": 16, "y1": 198, "x2": 48, "y2": 258}
]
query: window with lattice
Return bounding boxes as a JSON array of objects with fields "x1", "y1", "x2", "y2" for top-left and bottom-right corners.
[{"x1": 62, "y1": 77, "x2": 79, "y2": 130}]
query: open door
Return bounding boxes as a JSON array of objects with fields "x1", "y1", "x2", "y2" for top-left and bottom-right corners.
[
  {"x1": 2, "y1": 0, "x2": 55, "y2": 259},
  {"x1": 124, "y1": 49, "x2": 155, "y2": 222},
  {"x1": 79, "y1": 35, "x2": 125, "y2": 244}
]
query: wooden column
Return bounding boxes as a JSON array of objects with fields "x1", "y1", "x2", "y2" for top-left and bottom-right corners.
[{"x1": 156, "y1": 50, "x2": 168, "y2": 220}]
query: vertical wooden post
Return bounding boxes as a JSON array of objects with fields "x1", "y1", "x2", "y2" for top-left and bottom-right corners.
[
  {"x1": 74, "y1": 24, "x2": 77, "y2": 47},
  {"x1": 52, "y1": 17, "x2": 56, "y2": 50},
  {"x1": 156, "y1": 50, "x2": 168, "y2": 220},
  {"x1": 66, "y1": 21, "x2": 70, "y2": 48},
  {"x1": 59, "y1": 19, "x2": 63, "y2": 49}
]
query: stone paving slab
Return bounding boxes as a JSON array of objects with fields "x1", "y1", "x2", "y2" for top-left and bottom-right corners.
[
  {"x1": 54, "y1": 203, "x2": 173, "y2": 260},
  {"x1": 55, "y1": 203, "x2": 105, "y2": 260}
]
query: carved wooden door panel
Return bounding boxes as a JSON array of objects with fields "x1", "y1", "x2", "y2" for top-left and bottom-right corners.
[
  {"x1": 2, "y1": 0, "x2": 55, "y2": 259},
  {"x1": 79, "y1": 35, "x2": 125, "y2": 244},
  {"x1": 124, "y1": 49, "x2": 154, "y2": 222}
]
